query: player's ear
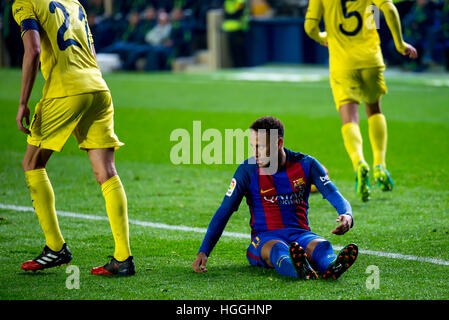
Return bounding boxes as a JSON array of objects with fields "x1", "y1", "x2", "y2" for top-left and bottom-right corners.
[{"x1": 278, "y1": 136, "x2": 284, "y2": 150}]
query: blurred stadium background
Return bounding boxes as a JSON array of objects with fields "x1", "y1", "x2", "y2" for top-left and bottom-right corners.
[{"x1": 1, "y1": 0, "x2": 449, "y2": 73}]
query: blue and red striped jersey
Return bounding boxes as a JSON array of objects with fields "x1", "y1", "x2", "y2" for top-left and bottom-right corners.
[
  {"x1": 198, "y1": 148, "x2": 352, "y2": 256},
  {"x1": 229, "y1": 148, "x2": 337, "y2": 235}
]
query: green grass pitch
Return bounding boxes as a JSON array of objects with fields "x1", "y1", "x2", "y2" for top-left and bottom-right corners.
[{"x1": 0, "y1": 67, "x2": 448, "y2": 300}]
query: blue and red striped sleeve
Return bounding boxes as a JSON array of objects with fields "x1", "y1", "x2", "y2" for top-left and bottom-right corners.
[{"x1": 308, "y1": 157, "x2": 353, "y2": 222}]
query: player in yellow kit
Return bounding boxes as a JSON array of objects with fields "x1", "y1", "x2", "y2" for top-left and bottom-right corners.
[
  {"x1": 13, "y1": 0, "x2": 134, "y2": 275},
  {"x1": 304, "y1": 0, "x2": 418, "y2": 201}
]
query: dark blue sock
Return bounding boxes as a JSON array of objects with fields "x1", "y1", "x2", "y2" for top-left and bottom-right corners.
[
  {"x1": 311, "y1": 241, "x2": 337, "y2": 273},
  {"x1": 270, "y1": 242, "x2": 298, "y2": 278}
]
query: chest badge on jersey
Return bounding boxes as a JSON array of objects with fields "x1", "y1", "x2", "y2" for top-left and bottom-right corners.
[{"x1": 292, "y1": 178, "x2": 306, "y2": 192}]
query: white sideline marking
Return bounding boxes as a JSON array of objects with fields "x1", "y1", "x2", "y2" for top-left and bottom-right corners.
[
  {"x1": 1, "y1": 203, "x2": 449, "y2": 266},
  {"x1": 215, "y1": 72, "x2": 325, "y2": 83}
]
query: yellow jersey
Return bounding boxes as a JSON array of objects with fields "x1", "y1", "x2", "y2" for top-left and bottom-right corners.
[
  {"x1": 306, "y1": 0, "x2": 389, "y2": 72},
  {"x1": 13, "y1": 0, "x2": 109, "y2": 99}
]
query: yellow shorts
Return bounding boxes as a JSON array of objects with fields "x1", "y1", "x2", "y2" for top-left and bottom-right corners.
[
  {"x1": 330, "y1": 67, "x2": 387, "y2": 110},
  {"x1": 28, "y1": 91, "x2": 124, "y2": 152}
]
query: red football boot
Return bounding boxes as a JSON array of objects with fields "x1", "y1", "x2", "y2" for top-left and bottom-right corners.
[{"x1": 91, "y1": 256, "x2": 135, "y2": 276}]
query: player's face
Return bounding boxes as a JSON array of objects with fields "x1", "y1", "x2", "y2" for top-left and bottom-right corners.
[{"x1": 250, "y1": 130, "x2": 279, "y2": 167}]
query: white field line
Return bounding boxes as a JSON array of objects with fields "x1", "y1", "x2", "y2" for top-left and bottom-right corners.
[{"x1": 1, "y1": 203, "x2": 449, "y2": 267}]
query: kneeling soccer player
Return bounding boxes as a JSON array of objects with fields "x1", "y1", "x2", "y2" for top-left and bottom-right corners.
[{"x1": 193, "y1": 116, "x2": 358, "y2": 279}]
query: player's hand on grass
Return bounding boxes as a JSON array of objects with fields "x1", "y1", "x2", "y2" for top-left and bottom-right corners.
[
  {"x1": 16, "y1": 104, "x2": 31, "y2": 135},
  {"x1": 331, "y1": 214, "x2": 352, "y2": 235},
  {"x1": 193, "y1": 252, "x2": 208, "y2": 273},
  {"x1": 402, "y1": 43, "x2": 418, "y2": 59}
]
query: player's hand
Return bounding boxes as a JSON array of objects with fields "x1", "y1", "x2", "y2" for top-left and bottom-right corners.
[
  {"x1": 16, "y1": 103, "x2": 31, "y2": 135},
  {"x1": 192, "y1": 252, "x2": 208, "y2": 273},
  {"x1": 402, "y1": 43, "x2": 418, "y2": 59},
  {"x1": 319, "y1": 31, "x2": 328, "y2": 47},
  {"x1": 331, "y1": 214, "x2": 352, "y2": 235}
]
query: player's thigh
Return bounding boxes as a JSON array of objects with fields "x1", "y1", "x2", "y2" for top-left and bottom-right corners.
[
  {"x1": 330, "y1": 69, "x2": 362, "y2": 111},
  {"x1": 246, "y1": 232, "x2": 287, "y2": 268},
  {"x1": 290, "y1": 230, "x2": 325, "y2": 257},
  {"x1": 360, "y1": 67, "x2": 387, "y2": 105},
  {"x1": 73, "y1": 91, "x2": 124, "y2": 151},
  {"x1": 27, "y1": 95, "x2": 93, "y2": 152},
  {"x1": 246, "y1": 237, "x2": 267, "y2": 268}
]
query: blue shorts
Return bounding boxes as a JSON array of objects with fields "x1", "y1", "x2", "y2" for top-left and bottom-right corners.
[{"x1": 246, "y1": 228, "x2": 324, "y2": 268}]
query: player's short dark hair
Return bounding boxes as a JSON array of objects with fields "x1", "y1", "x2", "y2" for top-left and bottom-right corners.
[{"x1": 249, "y1": 116, "x2": 284, "y2": 137}]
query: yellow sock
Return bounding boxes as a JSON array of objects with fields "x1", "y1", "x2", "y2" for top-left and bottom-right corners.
[
  {"x1": 368, "y1": 113, "x2": 387, "y2": 168},
  {"x1": 341, "y1": 122, "x2": 366, "y2": 170},
  {"x1": 25, "y1": 169, "x2": 65, "y2": 252},
  {"x1": 101, "y1": 175, "x2": 131, "y2": 262}
]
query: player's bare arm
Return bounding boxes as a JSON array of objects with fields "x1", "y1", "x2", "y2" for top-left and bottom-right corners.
[
  {"x1": 193, "y1": 170, "x2": 243, "y2": 274},
  {"x1": 17, "y1": 29, "x2": 41, "y2": 135},
  {"x1": 376, "y1": 0, "x2": 418, "y2": 59}
]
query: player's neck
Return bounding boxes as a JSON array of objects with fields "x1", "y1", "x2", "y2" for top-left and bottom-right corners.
[{"x1": 277, "y1": 148, "x2": 287, "y2": 173}]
